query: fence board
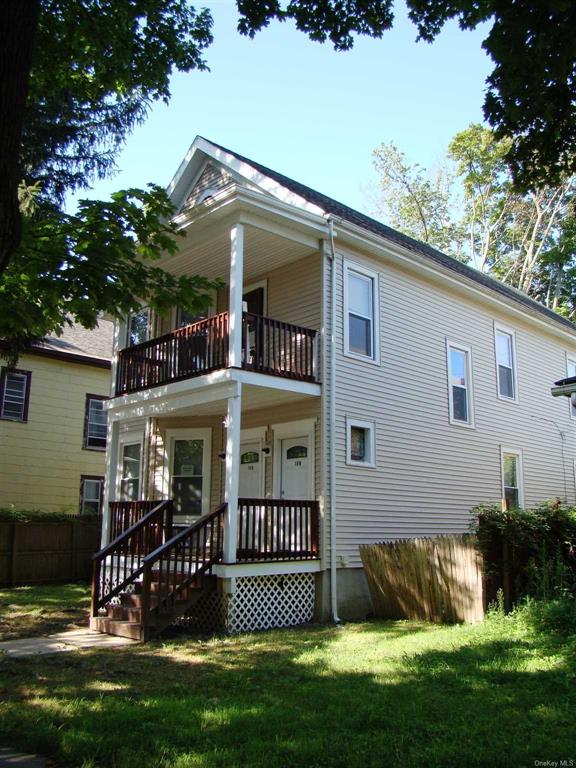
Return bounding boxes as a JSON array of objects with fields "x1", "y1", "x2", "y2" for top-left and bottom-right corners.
[
  {"x1": 360, "y1": 535, "x2": 484, "y2": 624},
  {"x1": 0, "y1": 519, "x2": 101, "y2": 586}
]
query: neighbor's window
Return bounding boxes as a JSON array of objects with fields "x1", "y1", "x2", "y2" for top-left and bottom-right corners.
[
  {"x1": 0, "y1": 367, "x2": 31, "y2": 422},
  {"x1": 567, "y1": 357, "x2": 576, "y2": 419},
  {"x1": 80, "y1": 476, "x2": 104, "y2": 515},
  {"x1": 495, "y1": 325, "x2": 517, "y2": 401},
  {"x1": 84, "y1": 395, "x2": 108, "y2": 450},
  {"x1": 346, "y1": 418, "x2": 375, "y2": 467},
  {"x1": 344, "y1": 262, "x2": 378, "y2": 361},
  {"x1": 447, "y1": 342, "x2": 474, "y2": 426},
  {"x1": 127, "y1": 307, "x2": 150, "y2": 346},
  {"x1": 501, "y1": 449, "x2": 523, "y2": 509}
]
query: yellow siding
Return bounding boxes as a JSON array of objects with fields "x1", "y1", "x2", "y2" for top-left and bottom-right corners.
[{"x1": 0, "y1": 354, "x2": 110, "y2": 512}]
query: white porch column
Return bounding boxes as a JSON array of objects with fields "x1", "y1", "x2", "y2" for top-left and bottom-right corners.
[
  {"x1": 228, "y1": 222, "x2": 244, "y2": 369},
  {"x1": 110, "y1": 316, "x2": 126, "y2": 398},
  {"x1": 223, "y1": 382, "x2": 242, "y2": 563},
  {"x1": 101, "y1": 418, "x2": 120, "y2": 547}
]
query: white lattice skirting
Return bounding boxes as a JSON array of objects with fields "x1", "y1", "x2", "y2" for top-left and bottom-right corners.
[{"x1": 180, "y1": 573, "x2": 316, "y2": 634}]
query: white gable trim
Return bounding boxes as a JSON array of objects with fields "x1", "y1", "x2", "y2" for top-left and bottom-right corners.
[{"x1": 168, "y1": 137, "x2": 325, "y2": 219}]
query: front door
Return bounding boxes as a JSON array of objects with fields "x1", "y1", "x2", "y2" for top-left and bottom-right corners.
[
  {"x1": 280, "y1": 436, "x2": 310, "y2": 499},
  {"x1": 239, "y1": 442, "x2": 262, "y2": 498}
]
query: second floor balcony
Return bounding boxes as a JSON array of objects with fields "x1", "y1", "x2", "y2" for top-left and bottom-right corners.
[{"x1": 115, "y1": 310, "x2": 318, "y2": 396}]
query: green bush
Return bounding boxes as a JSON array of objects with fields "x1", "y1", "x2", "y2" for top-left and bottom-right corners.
[
  {"x1": 0, "y1": 506, "x2": 100, "y2": 523},
  {"x1": 471, "y1": 499, "x2": 576, "y2": 604}
]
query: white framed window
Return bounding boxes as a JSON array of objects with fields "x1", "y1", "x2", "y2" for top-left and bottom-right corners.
[
  {"x1": 80, "y1": 476, "x2": 104, "y2": 515},
  {"x1": 117, "y1": 433, "x2": 143, "y2": 501},
  {"x1": 83, "y1": 395, "x2": 107, "y2": 450},
  {"x1": 344, "y1": 261, "x2": 379, "y2": 363},
  {"x1": 127, "y1": 307, "x2": 150, "y2": 346},
  {"x1": 346, "y1": 417, "x2": 376, "y2": 467},
  {"x1": 500, "y1": 447, "x2": 524, "y2": 509},
  {"x1": 0, "y1": 367, "x2": 31, "y2": 422},
  {"x1": 566, "y1": 355, "x2": 576, "y2": 419},
  {"x1": 494, "y1": 324, "x2": 518, "y2": 402},
  {"x1": 446, "y1": 341, "x2": 474, "y2": 427}
]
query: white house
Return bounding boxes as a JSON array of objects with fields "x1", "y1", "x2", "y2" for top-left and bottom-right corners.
[{"x1": 90, "y1": 137, "x2": 576, "y2": 640}]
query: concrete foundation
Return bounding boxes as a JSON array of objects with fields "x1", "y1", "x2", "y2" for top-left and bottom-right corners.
[{"x1": 314, "y1": 567, "x2": 374, "y2": 622}]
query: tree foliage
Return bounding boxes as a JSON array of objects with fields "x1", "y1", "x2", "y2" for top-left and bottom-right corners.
[
  {"x1": 238, "y1": 0, "x2": 576, "y2": 190},
  {"x1": 373, "y1": 124, "x2": 576, "y2": 317},
  {"x1": 0, "y1": 186, "x2": 218, "y2": 363}
]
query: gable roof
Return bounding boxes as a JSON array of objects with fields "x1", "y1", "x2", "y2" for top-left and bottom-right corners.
[
  {"x1": 32, "y1": 321, "x2": 113, "y2": 368},
  {"x1": 199, "y1": 137, "x2": 576, "y2": 336}
]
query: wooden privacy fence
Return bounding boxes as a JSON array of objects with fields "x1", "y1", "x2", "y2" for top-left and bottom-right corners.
[
  {"x1": 0, "y1": 518, "x2": 101, "y2": 586},
  {"x1": 360, "y1": 534, "x2": 484, "y2": 624}
]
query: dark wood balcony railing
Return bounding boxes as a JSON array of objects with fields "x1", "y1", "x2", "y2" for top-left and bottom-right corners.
[
  {"x1": 237, "y1": 498, "x2": 320, "y2": 561},
  {"x1": 116, "y1": 312, "x2": 229, "y2": 396},
  {"x1": 242, "y1": 312, "x2": 316, "y2": 381},
  {"x1": 115, "y1": 311, "x2": 317, "y2": 396}
]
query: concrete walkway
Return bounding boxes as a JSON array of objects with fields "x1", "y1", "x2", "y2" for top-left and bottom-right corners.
[
  {"x1": 0, "y1": 748, "x2": 45, "y2": 767},
  {"x1": 0, "y1": 628, "x2": 136, "y2": 658}
]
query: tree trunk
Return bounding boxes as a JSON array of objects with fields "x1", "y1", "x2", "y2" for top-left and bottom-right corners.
[{"x1": 0, "y1": 0, "x2": 40, "y2": 276}]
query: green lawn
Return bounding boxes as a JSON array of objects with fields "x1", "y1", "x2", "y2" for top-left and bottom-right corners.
[
  {"x1": 0, "y1": 583, "x2": 90, "y2": 640},
  {"x1": 0, "y1": 600, "x2": 574, "y2": 768}
]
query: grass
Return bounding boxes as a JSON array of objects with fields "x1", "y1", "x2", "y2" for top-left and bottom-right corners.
[
  {"x1": 0, "y1": 602, "x2": 575, "y2": 768},
  {"x1": 0, "y1": 583, "x2": 90, "y2": 640}
]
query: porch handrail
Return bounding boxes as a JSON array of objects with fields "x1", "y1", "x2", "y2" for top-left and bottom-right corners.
[
  {"x1": 109, "y1": 500, "x2": 161, "y2": 540},
  {"x1": 237, "y1": 498, "x2": 320, "y2": 561},
  {"x1": 116, "y1": 312, "x2": 229, "y2": 395},
  {"x1": 91, "y1": 500, "x2": 173, "y2": 615},
  {"x1": 139, "y1": 504, "x2": 226, "y2": 634},
  {"x1": 242, "y1": 312, "x2": 316, "y2": 382}
]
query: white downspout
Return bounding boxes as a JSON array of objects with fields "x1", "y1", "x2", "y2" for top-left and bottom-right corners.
[{"x1": 327, "y1": 217, "x2": 341, "y2": 624}]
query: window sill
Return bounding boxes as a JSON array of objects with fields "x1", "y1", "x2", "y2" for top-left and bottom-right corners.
[
  {"x1": 0, "y1": 415, "x2": 27, "y2": 423},
  {"x1": 343, "y1": 350, "x2": 380, "y2": 367},
  {"x1": 496, "y1": 394, "x2": 519, "y2": 405},
  {"x1": 448, "y1": 418, "x2": 476, "y2": 430},
  {"x1": 345, "y1": 459, "x2": 376, "y2": 468},
  {"x1": 82, "y1": 445, "x2": 107, "y2": 452}
]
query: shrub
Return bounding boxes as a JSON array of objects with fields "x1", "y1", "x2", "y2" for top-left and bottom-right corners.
[
  {"x1": 471, "y1": 499, "x2": 576, "y2": 606},
  {"x1": 0, "y1": 506, "x2": 100, "y2": 523}
]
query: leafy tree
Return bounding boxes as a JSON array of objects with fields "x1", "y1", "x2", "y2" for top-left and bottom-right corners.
[
  {"x1": 372, "y1": 143, "x2": 465, "y2": 259},
  {"x1": 2, "y1": 0, "x2": 574, "y2": 354},
  {"x1": 373, "y1": 124, "x2": 576, "y2": 317}
]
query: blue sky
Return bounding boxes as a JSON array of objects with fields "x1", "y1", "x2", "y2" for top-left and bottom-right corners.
[{"x1": 69, "y1": 1, "x2": 492, "y2": 215}]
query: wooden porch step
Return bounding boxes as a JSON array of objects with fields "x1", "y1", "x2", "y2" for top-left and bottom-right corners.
[{"x1": 90, "y1": 617, "x2": 143, "y2": 641}]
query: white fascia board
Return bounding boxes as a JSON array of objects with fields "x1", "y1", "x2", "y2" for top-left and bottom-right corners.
[
  {"x1": 194, "y1": 137, "x2": 326, "y2": 218},
  {"x1": 234, "y1": 369, "x2": 321, "y2": 397},
  {"x1": 213, "y1": 559, "x2": 322, "y2": 578},
  {"x1": 332, "y1": 216, "x2": 576, "y2": 345}
]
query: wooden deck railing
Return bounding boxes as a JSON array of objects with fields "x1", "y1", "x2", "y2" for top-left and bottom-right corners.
[
  {"x1": 116, "y1": 313, "x2": 229, "y2": 395},
  {"x1": 140, "y1": 504, "x2": 226, "y2": 634},
  {"x1": 91, "y1": 500, "x2": 173, "y2": 615},
  {"x1": 109, "y1": 500, "x2": 164, "y2": 540},
  {"x1": 242, "y1": 313, "x2": 316, "y2": 382},
  {"x1": 237, "y1": 499, "x2": 320, "y2": 561},
  {"x1": 115, "y1": 312, "x2": 317, "y2": 395}
]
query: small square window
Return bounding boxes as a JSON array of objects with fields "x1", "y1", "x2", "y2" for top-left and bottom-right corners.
[
  {"x1": 84, "y1": 395, "x2": 108, "y2": 450},
  {"x1": 0, "y1": 367, "x2": 31, "y2": 422},
  {"x1": 346, "y1": 418, "x2": 375, "y2": 467}
]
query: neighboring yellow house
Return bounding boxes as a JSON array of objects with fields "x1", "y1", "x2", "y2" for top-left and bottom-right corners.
[{"x1": 0, "y1": 322, "x2": 113, "y2": 514}]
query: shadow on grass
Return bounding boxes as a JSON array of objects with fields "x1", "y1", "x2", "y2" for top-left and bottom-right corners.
[{"x1": 0, "y1": 620, "x2": 574, "y2": 768}]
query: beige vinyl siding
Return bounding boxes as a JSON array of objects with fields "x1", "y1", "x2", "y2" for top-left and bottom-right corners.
[
  {"x1": 182, "y1": 161, "x2": 234, "y2": 210},
  {"x1": 155, "y1": 400, "x2": 321, "y2": 513},
  {"x1": 0, "y1": 355, "x2": 109, "y2": 512},
  {"x1": 333, "y1": 245, "x2": 576, "y2": 567}
]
